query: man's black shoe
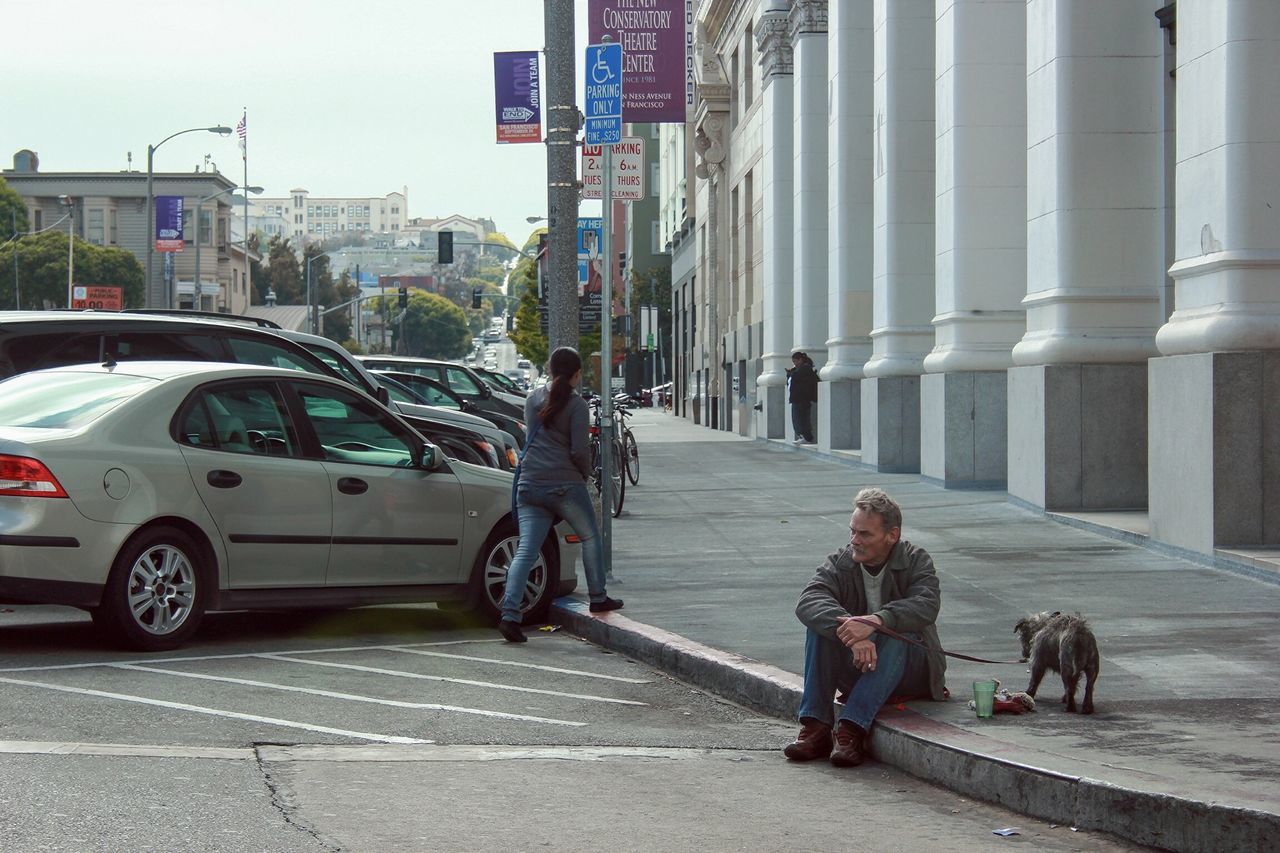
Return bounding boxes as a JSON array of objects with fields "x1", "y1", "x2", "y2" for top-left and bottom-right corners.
[
  {"x1": 830, "y1": 720, "x2": 867, "y2": 767},
  {"x1": 589, "y1": 597, "x2": 624, "y2": 613},
  {"x1": 498, "y1": 620, "x2": 527, "y2": 643}
]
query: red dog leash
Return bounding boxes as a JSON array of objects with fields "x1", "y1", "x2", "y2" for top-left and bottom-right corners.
[{"x1": 849, "y1": 616, "x2": 1024, "y2": 665}]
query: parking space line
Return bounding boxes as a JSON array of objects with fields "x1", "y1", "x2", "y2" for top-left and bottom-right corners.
[
  {"x1": 0, "y1": 675, "x2": 432, "y2": 745},
  {"x1": 113, "y1": 664, "x2": 586, "y2": 727},
  {"x1": 0, "y1": 638, "x2": 501, "y2": 674},
  {"x1": 261, "y1": 655, "x2": 648, "y2": 706},
  {"x1": 379, "y1": 647, "x2": 653, "y2": 683}
]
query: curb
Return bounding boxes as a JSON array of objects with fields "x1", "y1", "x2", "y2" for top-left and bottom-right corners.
[{"x1": 552, "y1": 598, "x2": 1280, "y2": 853}]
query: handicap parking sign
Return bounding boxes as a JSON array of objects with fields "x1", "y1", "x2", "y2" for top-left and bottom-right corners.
[{"x1": 584, "y1": 43, "x2": 623, "y2": 145}]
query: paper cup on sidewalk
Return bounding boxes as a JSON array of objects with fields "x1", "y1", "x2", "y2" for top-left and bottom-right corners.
[{"x1": 972, "y1": 680, "x2": 997, "y2": 718}]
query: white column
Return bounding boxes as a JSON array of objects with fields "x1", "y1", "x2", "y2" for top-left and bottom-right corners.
[
  {"x1": 1007, "y1": 0, "x2": 1164, "y2": 511},
  {"x1": 818, "y1": 0, "x2": 873, "y2": 451},
  {"x1": 920, "y1": 0, "x2": 1027, "y2": 486},
  {"x1": 791, "y1": 0, "x2": 829, "y2": 378},
  {"x1": 1148, "y1": 0, "x2": 1280, "y2": 552},
  {"x1": 754, "y1": 6, "x2": 796, "y2": 440},
  {"x1": 860, "y1": 0, "x2": 935, "y2": 472}
]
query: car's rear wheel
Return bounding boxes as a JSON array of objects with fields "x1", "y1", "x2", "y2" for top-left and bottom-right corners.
[
  {"x1": 471, "y1": 520, "x2": 558, "y2": 625},
  {"x1": 96, "y1": 526, "x2": 207, "y2": 651}
]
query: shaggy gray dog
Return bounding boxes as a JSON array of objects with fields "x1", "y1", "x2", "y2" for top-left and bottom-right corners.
[{"x1": 1014, "y1": 611, "x2": 1099, "y2": 715}]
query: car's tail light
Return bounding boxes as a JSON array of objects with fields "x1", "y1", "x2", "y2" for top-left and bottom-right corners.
[
  {"x1": 470, "y1": 440, "x2": 500, "y2": 467},
  {"x1": 506, "y1": 447, "x2": 519, "y2": 467},
  {"x1": 564, "y1": 534, "x2": 582, "y2": 544},
  {"x1": 0, "y1": 455, "x2": 69, "y2": 498},
  {"x1": 589, "y1": 425, "x2": 600, "y2": 437}
]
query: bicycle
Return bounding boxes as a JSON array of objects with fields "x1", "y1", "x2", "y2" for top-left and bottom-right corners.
[
  {"x1": 586, "y1": 395, "x2": 625, "y2": 517},
  {"x1": 613, "y1": 395, "x2": 640, "y2": 486}
]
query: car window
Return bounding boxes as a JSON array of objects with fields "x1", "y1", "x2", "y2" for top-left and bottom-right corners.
[
  {"x1": 0, "y1": 372, "x2": 156, "y2": 429},
  {"x1": 295, "y1": 383, "x2": 417, "y2": 468},
  {"x1": 304, "y1": 344, "x2": 365, "y2": 388},
  {"x1": 226, "y1": 336, "x2": 323, "y2": 374},
  {"x1": 409, "y1": 378, "x2": 461, "y2": 410},
  {"x1": 178, "y1": 382, "x2": 300, "y2": 457},
  {"x1": 445, "y1": 367, "x2": 483, "y2": 396},
  {"x1": 5, "y1": 331, "x2": 224, "y2": 373},
  {"x1": 377, "y1": 376, "x2": 425, "y2": 405}
]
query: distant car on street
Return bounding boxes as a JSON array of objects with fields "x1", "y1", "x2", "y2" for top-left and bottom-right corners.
[{"x1": 0, "y1": 361, "x2": 578, "y2": 650}]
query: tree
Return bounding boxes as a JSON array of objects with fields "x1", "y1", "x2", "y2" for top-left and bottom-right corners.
[
  {"x1": 399, "y1": 291, "x2": 471, "y2": 358},
  {"x1": 262, "y1": 235, "x2": 302, "y2": 304},
  {"x1": 317, "y1": 269, "x2": 359, "y2": 345},
  {"x1": 0, "y1": 229, "x2": 143, "y2": 310},
  {"x1": 485, "y1": 231, "x2": 517, "y2": 252},
  {"x1": 507, "y1": 255, "x2": 547, "y2": 368},
  {"x1": 0, "y1": 177, "x2": 29, "y2": 238}
]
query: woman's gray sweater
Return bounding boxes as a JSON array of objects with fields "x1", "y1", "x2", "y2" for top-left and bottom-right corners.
[{"x1": 519, "y1": 385, "x2": 591, "y2": 483}]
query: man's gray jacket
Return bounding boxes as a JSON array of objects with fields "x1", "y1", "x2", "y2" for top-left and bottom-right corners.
[{"x1": 795, "y1": 539, "x2": 948, "y2": 701}]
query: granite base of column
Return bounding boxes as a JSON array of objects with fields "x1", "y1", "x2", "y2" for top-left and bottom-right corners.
[
  {"x1": 758, "y1": 384, "x2": 788, "y2": 439},
  {"x1": 1149, "y1": 352, "x2": 1280, "y2": 555},
  {"x1": 818, "y1": 379, "x2": 860, "y2": 451},
  {"x1": 1007, "y1": 364, "x2": 1147, "y2": 511},
  {"x1": 920, "y1": 371, "x2": 1007, "y2": 489},
  {"x1": 859, "y1": 376, "x2": 920, "y2": 473}
]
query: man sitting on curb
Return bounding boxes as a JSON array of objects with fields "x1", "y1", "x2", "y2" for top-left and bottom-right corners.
[{"x1": 784, "y1": 488, "x2": 948, "y2": 767}]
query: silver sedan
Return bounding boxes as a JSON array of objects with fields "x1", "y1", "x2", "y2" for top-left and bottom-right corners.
[{"x1": 0, "y1": 362, "x2": 578, "y2": 650}]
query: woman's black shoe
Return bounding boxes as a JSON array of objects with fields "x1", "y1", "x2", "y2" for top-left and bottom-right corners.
[
  {"x1": 589, "y1": 597, "x2": 624, "y2": 613},
  {"x1": 498, "y1": 620, "x2": 527, "y2": 643}
]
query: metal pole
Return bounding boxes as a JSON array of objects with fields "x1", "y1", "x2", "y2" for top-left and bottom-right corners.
[
  {"x1": 65, "y1": 203, "x2": 74, "y2": 308},
  {"x1": 193, "y1": 200, "x2": 202, "y2": 310},
  {"x1": 306, "y1": 256, "x2": 313, "y2": 334},
  {"x1": 11, "y1": 211, "x2": 19, "y2": 311},
  {"x1": 600, "y1": 144, "x2": 615, "y2": 568},
  {"x1": 146, "y1": 145, "x2": 155, "y2": 308},
  {"x1": 544, "y1": 0, "x2": 579, "y2": 352}
]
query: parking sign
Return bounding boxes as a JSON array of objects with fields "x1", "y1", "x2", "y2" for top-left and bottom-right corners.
[{"x1": 584, "y1": 43, "x2": 623, "y2": 145}]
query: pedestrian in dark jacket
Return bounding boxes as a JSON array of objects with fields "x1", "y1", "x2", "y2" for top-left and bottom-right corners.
[
  {"x1": 783, "y1": 488, "x2": 947, "y2": 767},
  {"x1": 786, "y1": 351, "x2": 818, "y2": 443}
]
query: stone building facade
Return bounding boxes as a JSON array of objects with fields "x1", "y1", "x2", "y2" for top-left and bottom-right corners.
[{"x1": 678, "y1": 0, "x2": 1279, "y2": 559}]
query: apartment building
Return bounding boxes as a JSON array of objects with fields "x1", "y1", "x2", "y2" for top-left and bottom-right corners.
[{"x1": 250, "y1": 187, "x2": 408, "y2": 243}]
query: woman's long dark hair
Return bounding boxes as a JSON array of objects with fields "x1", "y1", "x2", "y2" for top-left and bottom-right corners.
[{"x1": 539, "y1": 346, "x2": 583, "y2": 425}]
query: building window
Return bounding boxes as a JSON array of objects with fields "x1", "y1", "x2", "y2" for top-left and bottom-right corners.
[
  {"x1": 729, "y1": 49, "x2": 740, "y2": 129},
  {"x1": 33, "y1": 209, "x2": 42, "y2": 231},
  {"x1": 108, "y1": 208, "x2": 117, "y2": 244},
  {"x1": 182, "y1": 209, "x2": 192, "y2": 245},
  {"x1": 391, "y1": 205, "x2": 399, "y2": 214},
  {"x1": 651, "y1": 162, "x2": 660, "y2": 197},
  {"x1": 651, "y1": 220, "x2": 661, "y2": 252},
  {"x1": 199, "y1": 208, "x2": 213, "y2": 247},
  {"x1": 87, "y1": 208, "x2": 104, "y2": 245},
  {"x1": 743, "y1": 23, "x2": 754, "y2": 109}
]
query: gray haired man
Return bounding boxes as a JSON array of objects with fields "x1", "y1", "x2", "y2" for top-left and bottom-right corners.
[{"x1": 784, "y1": 488, "x2": 948, "y2": 767}]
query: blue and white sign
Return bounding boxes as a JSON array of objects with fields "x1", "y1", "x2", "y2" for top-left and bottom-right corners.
[{"x1": 584, "y1": 42, "x2": 623, "y2": 145}]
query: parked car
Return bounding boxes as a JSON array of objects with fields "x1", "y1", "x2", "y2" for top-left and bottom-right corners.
[
  {"x1": 0, "y1": 311, "x2": 338, "y2": 382},
  {"x1": 268, "y1": 328, "x2": 520, "y2": 470},
  {"x1": 0, "y1": 361, "x2": 579, "y2": 650},
  {"x1": 371, "y1": 370, "x2": 527, "y2": 446},
  {"x1": 356, "y1": 356, "x2": 525, "y2": 420}
]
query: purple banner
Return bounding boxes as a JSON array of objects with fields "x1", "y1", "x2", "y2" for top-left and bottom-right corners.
[
  {"x1": 154, "y1": 195, "x2": 184, "y2": 252},
  {"x1": 589, "y1": 0, "x2": 690, "y2": 123},
  {"x1": 494, "y1": 51, "x2": 542, "y2": 144}
]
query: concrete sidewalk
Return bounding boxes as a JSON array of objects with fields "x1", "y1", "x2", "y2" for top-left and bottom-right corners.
[{"x1": 552, "y1": 410, "x2": 1280, "y2": 853}]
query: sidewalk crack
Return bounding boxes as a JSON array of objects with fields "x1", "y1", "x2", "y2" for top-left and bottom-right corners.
[{"x1": 253, "y1": 742, "x2": 343, "y2": 852}]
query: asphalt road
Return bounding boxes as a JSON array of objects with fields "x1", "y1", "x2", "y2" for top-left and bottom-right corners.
[{"x1": 0, "y1": 605, "x2": 1145, "y2": 851}]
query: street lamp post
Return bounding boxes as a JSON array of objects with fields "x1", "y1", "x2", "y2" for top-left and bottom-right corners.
[
  {"x1": 145, "y1": 125, "x2": 232, "y2": 309},
  {"x1": 305, "y1": 252, "x2": 332, "y2": 334},
  {"x1": 193, "y1": 185, "x2": 262, "y2": 311},
  {"x1": 59, "y1": 195, "x2": 75, "y2": 307}
]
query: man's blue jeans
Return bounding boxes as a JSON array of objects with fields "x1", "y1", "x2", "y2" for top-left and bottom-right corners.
[
  {"x1": 502, "y1": 481, "x2": 607, "y2": 624},
  {"x1": 797, "y1": 627, "x2": 930, "y2": 731},
  {"x1": 790, "y1": 401, "x2": 814, "y2": 442}
]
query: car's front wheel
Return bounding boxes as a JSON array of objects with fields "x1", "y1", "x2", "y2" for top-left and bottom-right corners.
[
  {"x1": 471, "y1": 520, "x2": 558, "y2": 625},
  {"x1": 95, "y1": 526, "x2": 207, "y2": 651}
]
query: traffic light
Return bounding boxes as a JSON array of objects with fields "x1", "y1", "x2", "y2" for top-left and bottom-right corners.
[
  {"x1": 398, "y1": 287, "x2": 408, "y2": 309},
  {"x1": 471, "y1": 288, "x2": 482, "y2": 309},
  {"x1": 438, "y1": 230, "x2": 454, "y2": 264}
]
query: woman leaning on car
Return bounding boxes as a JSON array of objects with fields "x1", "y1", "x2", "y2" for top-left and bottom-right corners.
[{"x1": 498, "y1": 347, "x2": 622, "y2": 642}]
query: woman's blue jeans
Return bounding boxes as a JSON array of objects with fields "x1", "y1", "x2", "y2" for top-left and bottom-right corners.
[
  {"x1": 502, "y1": 481, "x2": 607, "y2": 623},
  {"x1": 797, "y1": 628, "x2": 930, "y2": 730}
]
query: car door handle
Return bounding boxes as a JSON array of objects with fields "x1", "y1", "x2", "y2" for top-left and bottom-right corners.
[
  {"x1": 207, "y1": 470, "x2": 242, "y2": 489},
  {"x1": 337, "y1": 477, "x2": 369, "y2": 495}
]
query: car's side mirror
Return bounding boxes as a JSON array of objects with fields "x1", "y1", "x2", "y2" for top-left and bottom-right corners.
[
  {"x1": 420, "y1": 444, "x2": 443, "y2": 470},
  {"x1": 479, "y1": 384, "x2": 492, "y2": 399},
  {"x1": 375, "y1": 384, "x2": 391, "y2": 406}
]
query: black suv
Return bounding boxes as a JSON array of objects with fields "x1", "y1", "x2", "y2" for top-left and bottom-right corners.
[{"x1": 0, "y1": 311, "x2": 339, "y2": 381}]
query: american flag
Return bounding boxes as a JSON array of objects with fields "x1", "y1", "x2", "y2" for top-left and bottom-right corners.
[{"x1": 236, "y1": 112, "x2": 247, "y2": 159}]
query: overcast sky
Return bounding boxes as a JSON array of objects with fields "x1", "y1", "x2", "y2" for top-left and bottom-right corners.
[{"x1": 2, "y1": 0, "x2": 600, "y2": 244}]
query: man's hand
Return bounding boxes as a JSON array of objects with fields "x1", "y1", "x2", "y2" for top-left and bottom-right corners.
[
  {"x1": 851, "y1": 639, "x2": 878, "y2": 672},
  {"x1": 836, "y1": 614, "x2": 882, "y2": 648}
]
